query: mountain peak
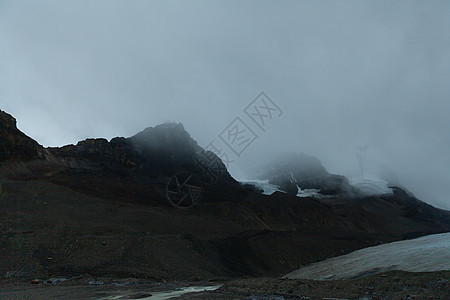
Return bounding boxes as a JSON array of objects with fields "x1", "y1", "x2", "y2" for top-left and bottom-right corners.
[
  {"x1": 0, "y1": 110, "x2": 17, "y2": 129},
  {"x1": 0, "y1": 109, "x2": 42, "y2": 162},
  {"x1": 129, "y1": 122, "x2": 200, "y2": 161}
]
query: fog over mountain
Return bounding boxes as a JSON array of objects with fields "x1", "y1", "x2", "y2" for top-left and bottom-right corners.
[{"x1": 0, "y1": 1, "x2": 449, "y2": 209}]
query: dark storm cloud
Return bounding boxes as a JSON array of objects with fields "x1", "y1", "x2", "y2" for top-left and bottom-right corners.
[{"x1": 0, "y1": 0, "x2": 449, "y2": 208}]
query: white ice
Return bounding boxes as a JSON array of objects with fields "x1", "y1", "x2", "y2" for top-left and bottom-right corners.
[
  {"x1": 239, "y1": 179, "x2": 281, "y2": 195},
  {"x1": 286, "y1": 232, "x2": 450, "y2": 280},
  {"x1": 349, "y1": 175, "x2": 393, "y2": 196},
  {"x1": 296, "y1": 186, "x2": 322, "y2": 198}
]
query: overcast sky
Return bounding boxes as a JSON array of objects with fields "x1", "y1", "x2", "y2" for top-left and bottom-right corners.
[{"x1": 0, "y1": 0, "x2": 449, "y2": 209}]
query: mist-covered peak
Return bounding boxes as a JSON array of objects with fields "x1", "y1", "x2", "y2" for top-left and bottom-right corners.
[
  {"x1": 255, "y1": 152, "x2": 329, "y2": 180},
  {"x1": 129, "y1": 122, "x2": 201, "y2": 165},
  {"x1": 253, "y1": 152, "x2": 356, "y2": 197},
  {"x1": 132, "y1": 122, "x2": 193, "y2": 144}
]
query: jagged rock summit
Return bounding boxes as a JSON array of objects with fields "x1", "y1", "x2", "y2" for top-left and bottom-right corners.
[{"x1": 0, "y1": 110, "x2": 242, "y2": 205}]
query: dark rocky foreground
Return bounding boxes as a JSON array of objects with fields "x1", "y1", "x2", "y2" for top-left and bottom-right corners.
[
  {"x1": 1, "y1": 109, "x2": 450, "y2": 294},
  {"x1": 2, "y1": 271, "x2": 449, "y2": 299},
  {"x1": 182, "y1": 271, "x2": 450, "y2": 299}
]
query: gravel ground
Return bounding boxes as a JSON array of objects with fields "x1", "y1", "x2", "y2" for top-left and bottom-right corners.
[
  {"x1": 1, "y1": 271, "x2": 449, "y2": 299},
  {"x1": 180, "y1": 271, "x2": 450, "y2": 299}
]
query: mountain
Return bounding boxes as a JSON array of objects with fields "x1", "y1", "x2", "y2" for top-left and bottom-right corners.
[
  {"x1": 254, "y1": 152, "x2": 359, "y2": 196},
  {"x1": 1, "y1": 109, "x2": 450, "y2": 281},
  {"x1": 0, "y1": 110, "x2": 243, "y2": 205}
]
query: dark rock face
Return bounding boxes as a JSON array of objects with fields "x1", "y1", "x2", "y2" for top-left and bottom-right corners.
[
  {"x1": 128, "y1": 123, "x2": 204, "y2": 177},
  {"x1": 388, "y1": 186, "x2": 450, "y2": 226},
  {"x1": 1, "y1": 112, "x2": 242, "y2": 205},
  {"x1": 50, "y1": 137, "x2": 143, "y2": 170},
  {"x1": 130, "y1": 123, "x2": 199, "y2": 168},
  {"x1": 0, "y1": 110, "x2": 43, "y2": 162},
  {"x1": 48, "y1": 122, "x2": 219, "y2": 178},
  {"x1": 256, "y1": 152, "x2": 357, "y2": 196}
]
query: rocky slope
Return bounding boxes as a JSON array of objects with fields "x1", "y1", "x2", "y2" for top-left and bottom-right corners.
[{"x1": 1, "y1": 109, "x2": 450, "y2": 281}]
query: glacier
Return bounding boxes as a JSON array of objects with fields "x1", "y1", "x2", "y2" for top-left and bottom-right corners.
[{"x1": 286, "y1": 232, "x2": 450, "y2": 280}]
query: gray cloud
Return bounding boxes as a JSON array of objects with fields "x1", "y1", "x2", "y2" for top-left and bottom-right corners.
[{"x1": 0, "y1": 0, "x2": 449, "y2": 209}]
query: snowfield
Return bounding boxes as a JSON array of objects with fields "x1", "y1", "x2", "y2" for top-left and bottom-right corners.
[
  {"x1": 296, "y1": 187, "x2": 322, "y2": 198},
  {"x1": 241, "y1": 175, "x2": 395, "y2": 198},
  {"x1": 349, "y1": 175, "x2": 393, "y2": 196},
  {"x1": 286, "y1": 232, "x2": 450, "y2": 280},
  {"x1": 240, "y1": 179, "x2": 324, "y2": 198},
  {"x1": 240, "y1": 179, "x2": 281, "y2": 195}
]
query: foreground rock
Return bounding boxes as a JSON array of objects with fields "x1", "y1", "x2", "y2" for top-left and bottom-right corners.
[{"x1": 189, "y1": 271, "x2": 450, "y2": 299}]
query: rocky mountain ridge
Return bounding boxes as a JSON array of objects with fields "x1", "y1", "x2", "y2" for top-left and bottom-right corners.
[
  {"x1": 0, "y1": 110, "x2": 242, "y2": 205},
  {"x1": 1, "y1": 109, "x2": 450, "y2": 280}
]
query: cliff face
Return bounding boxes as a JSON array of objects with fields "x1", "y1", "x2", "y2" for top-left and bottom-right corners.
[
  {"x1": 0, "y1": 110, "x2": 44, "y2": 162},
  {"x1": 0, "y1": 111, "x2": 242, "y2": 205},
  {"x1": 48, "y1": 123, "x2": 201, "y2": 173}
]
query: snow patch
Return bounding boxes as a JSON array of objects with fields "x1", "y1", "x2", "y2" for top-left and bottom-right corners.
[
  {"x1": 240, "y1": 179, "x2": 281, "y2": 195},
  {"x1": 240, "y1": 180, "x2": 327, "y2": 198},
  {"x1": 349, "y1": 175, "x2": 393, "y2": 196},
  {"x1": 296, "y1": 186, "x2": 322, "y2": 198}
]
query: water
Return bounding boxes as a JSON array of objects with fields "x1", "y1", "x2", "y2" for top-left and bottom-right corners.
[{"x1": 99, "y1": 285, "x2": 221, "y2": 300}]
